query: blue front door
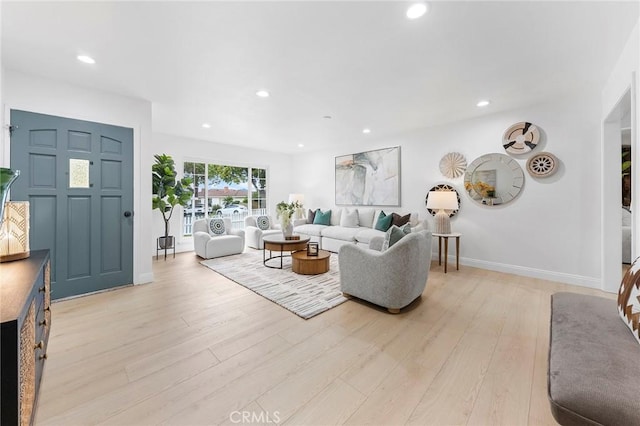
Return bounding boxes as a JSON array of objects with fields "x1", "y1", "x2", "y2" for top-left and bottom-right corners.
[{"x1": 10, "y1": 110, "x2": 134, "y2": 299}]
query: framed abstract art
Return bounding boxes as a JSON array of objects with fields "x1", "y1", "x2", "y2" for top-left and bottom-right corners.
[{"x1": 335, "y1": 146, "x2": 400, "y2": 206}]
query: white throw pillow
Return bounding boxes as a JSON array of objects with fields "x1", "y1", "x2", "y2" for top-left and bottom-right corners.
[
  {"x1": 340, "y1": 209, "x2": 359, "y2": 228},
  {"x1": 256, "y1": 215, "x2": 270, "y2": 230},
  {"x1": 208, "y1": 218, "x2": 226, "y2": 236},
  {"x1": 330, "y1": 208, "x2": 342, "y2": 226},
  {"x1": 358, "y1": 209, "x2": 375, "y2": 228}
]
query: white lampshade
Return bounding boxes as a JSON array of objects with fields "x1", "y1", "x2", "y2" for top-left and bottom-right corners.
[
  {"x1": 426, "y1": 191, "x2": 458, "y2": 234},
  {"x1": 426, "y1": 191, "x2": 458, "y2": 210},
  {"x1": 288, "y1": 193, "x2": 304, "y2": 205},
  {"x1": 288, "y1": 194, "x2": 305, "y2": 219}
]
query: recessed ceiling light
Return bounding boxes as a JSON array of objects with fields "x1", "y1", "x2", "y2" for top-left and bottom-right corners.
[
  {"x1": 362, "y1": 128, "x2": 371, "y2": 134},
  {"x1": 202, "y1": 123, "x2": 211, "y2": 129},
  {"x1": 406, "y1": 3, "x2": 428, "y2": 20},
  {"x1": 298, "y1": 144, "x2": 304, "y2": 148},
  {"x1": 256, "y1": 90, "x2": 270, "y2": 98},
  {"x1": 476, "y1": 100, "x2": 491, "y2": 107},
  {"x1": 77, "y1": 55, "x2": 95, "y2": 64}
]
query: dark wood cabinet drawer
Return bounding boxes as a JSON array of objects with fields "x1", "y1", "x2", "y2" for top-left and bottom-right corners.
[{"x1": 1, "y1": 250, "x2": 51, "y2": 426}]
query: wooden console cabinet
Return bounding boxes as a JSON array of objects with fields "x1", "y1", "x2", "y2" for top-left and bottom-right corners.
[{"x1": 1, "y1": 250, "x2": 51, "y2": 426}]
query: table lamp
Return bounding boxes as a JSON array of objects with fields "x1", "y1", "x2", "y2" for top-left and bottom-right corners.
[
  {"x1": 288, "y1": 193, "x2": 305, "y2": 219},
  {"x1": 426, "y1": 190, "x2": 458, "y2": 234}
]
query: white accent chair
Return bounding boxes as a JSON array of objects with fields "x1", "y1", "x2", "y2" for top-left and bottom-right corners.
[
  {"x1": 193, "y1": 218, "x2": 245, "y2": 259},
  {"x1": 244, "y1": 216, "x2": 282, "y2": 249},
  {"x1": 339, "y1": 230, "x2": 432, "y2": 313}
]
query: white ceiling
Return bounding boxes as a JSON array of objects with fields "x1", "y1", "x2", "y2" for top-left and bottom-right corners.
[{"x1": 2, "y1": 1, "x2": 638, "y2": 154}]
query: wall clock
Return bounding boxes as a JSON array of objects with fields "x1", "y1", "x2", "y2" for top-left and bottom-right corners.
[
  {"x1": 527, "y1": 152, "x2": 559, "y2": 177},
  {"x1": 425, "y1": 184, "x2": 460, "y2": 217},
  {"x1": 503, "y1": 122, "x2": 541, "y2": 155}
]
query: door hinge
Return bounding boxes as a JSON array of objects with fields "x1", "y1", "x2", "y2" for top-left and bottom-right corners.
[{"x1": 8, "y1": 125, "x2": 18, "y2": 136}]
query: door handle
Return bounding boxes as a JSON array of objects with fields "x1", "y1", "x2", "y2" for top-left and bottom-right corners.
[{"x1": 124, "y1": 211, "x2": 133, "y2": 218}]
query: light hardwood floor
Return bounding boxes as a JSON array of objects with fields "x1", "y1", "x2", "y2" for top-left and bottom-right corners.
[{"x1": 34, "y1": 252, "x2": 614, "y2": 425}]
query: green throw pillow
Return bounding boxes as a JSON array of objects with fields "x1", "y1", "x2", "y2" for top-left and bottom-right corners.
[
  {"x1": 374, "y1": 211, "x2": 393, "y2": 232},
  {"x1": 313, "y1": 209, "x2": 331, "y2": 225},
  {"x1": 382, "y1": 223, "x2": 411, "y2": 251}
]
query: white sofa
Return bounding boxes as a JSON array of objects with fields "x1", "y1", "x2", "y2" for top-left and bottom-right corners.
[
  {"x1": 244, "y1": 215, "x2": 283, "y2": 249},
  {"x1": 293, "y1": 208, "x2": 426, "y2": 253},
  {"x1": 193, "y1": 218, "x2": 245, "y2": 259}
]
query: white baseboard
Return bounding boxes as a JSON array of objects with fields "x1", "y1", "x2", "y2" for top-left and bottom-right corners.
[
  {"x1": 136, "y1": 272, "x2": 154, "y2": 285},
  {"x1": 431, "y1": 254, "x2": 603, "y2": 290}
]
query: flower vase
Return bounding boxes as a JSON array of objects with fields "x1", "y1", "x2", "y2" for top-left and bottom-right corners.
[{"x1": 282, "y1": 220, "x2": 293, "y2": 238}]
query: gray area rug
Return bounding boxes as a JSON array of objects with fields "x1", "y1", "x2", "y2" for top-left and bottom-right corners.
[{"x1": 200, "y1": 249, "x2": 348, "y2": 319}]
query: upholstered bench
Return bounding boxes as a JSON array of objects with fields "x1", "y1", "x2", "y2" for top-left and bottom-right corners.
[{"x1": 548, "y1": 292, "x2": 640, "y2": 425}]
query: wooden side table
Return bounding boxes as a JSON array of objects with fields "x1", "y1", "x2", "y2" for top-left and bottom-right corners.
[
  {"x1": 433, "y1": 232, "x2": 461, "y2": 273},
  {"x1": 292, "y1": 250, "x2": 330, "y2": 275}
]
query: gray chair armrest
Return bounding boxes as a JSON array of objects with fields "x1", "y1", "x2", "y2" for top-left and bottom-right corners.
[{"x1": 369, "y1": 236, "x2": 384, "y2": 251}]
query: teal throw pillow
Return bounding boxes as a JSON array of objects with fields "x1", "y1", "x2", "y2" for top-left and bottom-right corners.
[
  {"x1": 313, "y1": 209, "x2": 331, "y2": 225},
  {"x1": 374, "y1": 211, "x2": 393, "y2": 232},
  {"x1": 382, "y1": 223, "x2": 411, "y2": 251}
]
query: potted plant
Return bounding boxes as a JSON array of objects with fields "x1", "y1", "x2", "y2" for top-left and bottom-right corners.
[
  {"x1": 152, "y1": 154, "x2": 194, "y2": 255},
  {"x1": 276, "y1": 200, "x2": 302, "y2": 237}
]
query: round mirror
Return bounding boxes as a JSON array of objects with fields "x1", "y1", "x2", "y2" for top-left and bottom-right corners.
[{"x1": 464, "y1": 153, "x2": 524, "y2": 206}]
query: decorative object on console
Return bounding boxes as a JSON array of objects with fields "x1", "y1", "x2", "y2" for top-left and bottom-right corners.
[
  {"x1": 425, "y1": 184, "x2": 460, "y2": 217},
  {"x1": 0, "y1": 169, "x2": 30, "y2": 263},
  {"x1": 0, "y1": 168, "x2": 21, "y2": 228},
  {"x1": 527, "y1": 152, "x2": 559, "y2": 177},
  {"x1": 464, "y1": 153, "x2": 524, "y2": 206},
  {"x1": 0, "y1": 201, "x2": 30, "y2": 262},
  {"x1": 287, "y1": 193, "x2": 305, "y2": 219},
  {"x1": 619, "y1": 257, "x2": 640, "y2": 345},
  {"x1": 503, "y1": 121, "x2": 541, "y2": 154},
  {"x1": 335, "y1": 146, "x2": 400, "y2": 206},
  {"x1": 426, "y1": 191, "x2": 458, "y2": 234},
  {"x1": 307, "y1": 242, "x2": 319, "y2": 256},
  {"x1": 439, "y1": 152, "x2": 467, "y2": 179}
]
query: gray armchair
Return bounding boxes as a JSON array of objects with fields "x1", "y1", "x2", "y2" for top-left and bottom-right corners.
[
  {"x1": 193, "y1": 218, "x2": 245, "y2": 259},
  {"x1": 338, "y1": 230, "x2": 432, "y2": 313}
]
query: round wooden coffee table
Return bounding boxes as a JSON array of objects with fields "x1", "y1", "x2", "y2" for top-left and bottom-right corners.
[
  {"x1": 292, "y1": 249, "x2": 331, "y2": 275},
  {"x1": 262, "y1": 235, "x2": 310, "y2": 269}
]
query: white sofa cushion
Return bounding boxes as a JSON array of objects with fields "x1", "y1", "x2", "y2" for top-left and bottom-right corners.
[
  {"x1": 354, "y1": 227, "x2": 385, "y2": 245},
  {"x1": 321, "y1": 225, "x2": 358, "y2": 242},
  {"x1": 294, "y1": 224, "x2": 327, "y2": 237},
  {"x1": 340, "y1": 208, "x2": 359, "y2": 228}
]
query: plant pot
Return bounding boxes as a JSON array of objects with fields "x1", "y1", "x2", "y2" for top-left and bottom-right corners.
[{"x1": 158, "y1": 236, "x2": 175, "y2": 249}]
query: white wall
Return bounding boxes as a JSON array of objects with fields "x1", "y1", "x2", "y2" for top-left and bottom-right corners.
[
  {"x1": 602, "y1": 19, "x2": 640, "y2": 292},
  {"x1": 2, "y1": 70, "x2": 154, "y2": 285},
  {"x1": 151, "y1": 132, "x2": 293, "y2": 253},
  {"x1": 292, "y1": 89, "x2": 603, "y2": 287}
]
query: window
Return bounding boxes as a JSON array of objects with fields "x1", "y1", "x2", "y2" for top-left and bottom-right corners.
[{"x1": 182, "y1": 161, "x2": 268, "y2": 236}]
